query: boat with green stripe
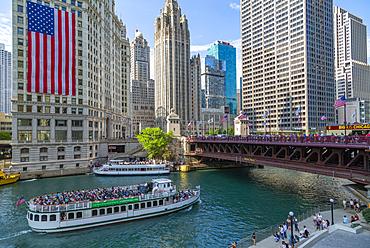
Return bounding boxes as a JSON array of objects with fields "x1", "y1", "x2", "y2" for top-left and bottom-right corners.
[{"x1": 26, "y1": 179, "x2": 200, "y2": 233}]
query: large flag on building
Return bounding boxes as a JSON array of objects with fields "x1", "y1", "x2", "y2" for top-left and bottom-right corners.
[
  {"x1": 321, "y1": 115, "x2": 327, "y2": 121},
  {"x1": 27, "y1": 1, "x2": 76, "y2": 95},
  {"x1": 238, "y1": 112, "x2": 247, "y2": 120},
  {"x1": 221, "y1": 115, "x2": 227, "y2": 123},
  {"x1": 333, "y1": 96, "x2": 346, "y2": 108},
  {"x1": 262, "y1": 109, "x2": 269, "y2": 119},
  {"x1": 208, "y1": 118, "x2": 213, "y2": 124},
  {"x1": 296, "y1": 117, "x2": 301, "y2": 124}
]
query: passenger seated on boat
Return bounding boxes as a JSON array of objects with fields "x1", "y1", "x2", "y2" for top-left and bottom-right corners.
[{"x1": 60, "y1": 213, "x2": 66, "y2": 221}]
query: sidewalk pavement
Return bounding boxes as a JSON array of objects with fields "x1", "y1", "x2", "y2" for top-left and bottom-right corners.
[{"x1": 249, "y1": 208, "x2": 363, "y2": 248}]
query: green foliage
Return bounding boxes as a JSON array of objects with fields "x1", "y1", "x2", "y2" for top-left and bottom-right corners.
[
  {"x1": 363, "y1": 208, "x2": 370, "y2": 223},
  {"x1": 136, "y1": 127, "x2": 173, "y2": 159},
  {"x1": 207, "y1": 129, "x2": 214, "y2": 136},
  {"x1": 215, "y1": 129, "x2": 222, "y2": 135},
  {"x1": 227, "y1": 127, "x2": 234, "y2": 136},
  {"x1": 0, "y1": 131, "x2": 11, "y2": 140}
]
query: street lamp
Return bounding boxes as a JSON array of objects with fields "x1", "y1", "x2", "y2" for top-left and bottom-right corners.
[
  {"x1": 330, "y1": 199, "x2": 334, "y2": 225},
  {"x1": 289, "y1": 211, "x2": 294, "y2": 245}
]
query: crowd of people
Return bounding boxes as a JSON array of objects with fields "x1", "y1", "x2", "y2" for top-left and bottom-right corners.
[
  {"x1": 31, "y1": 186, "x2": 144, "y2": 206},
  {"x1": 173, "y1": 189, "x2": 199, "y2": 203},
  {"x1": 342, "y1": 198, "x2": 361, "y2": 212},
  {"x1": 107, "y1": 159, "x2": 166, "y2": 166}
]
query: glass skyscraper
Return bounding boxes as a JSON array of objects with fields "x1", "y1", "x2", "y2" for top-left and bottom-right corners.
[{"x1": 207, "y1": 41, "x2": 237, "y2": 115}]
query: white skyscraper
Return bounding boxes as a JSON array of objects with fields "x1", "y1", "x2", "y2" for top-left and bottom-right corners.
[
  {"x1": 154, "y1": 0, "x2": 191, "y2": 134},
  {"x1": 0, "y1": 43, "x2": 12, "y2": 115},
  {"x1": 241, "y1": 0, "x2": 335, "y2": 133},
  {"x1": 334, "y1": 6, "x2": 370, "y2": 101}
]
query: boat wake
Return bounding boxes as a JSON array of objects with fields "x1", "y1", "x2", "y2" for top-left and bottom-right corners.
[
  {"x1": 0, "y1": 230, "x2": 32, "y2": 241},
  {"x1": 184, "y1": 206, "x2": 193, "y2": 212},
  {"x1": 23, "y1": 179, "x2": 37, "y2": 182}
]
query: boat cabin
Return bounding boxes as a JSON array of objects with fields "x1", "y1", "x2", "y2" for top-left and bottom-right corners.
[{"x1": 151, "y1": 178, "x2": 173, "y2": 193}]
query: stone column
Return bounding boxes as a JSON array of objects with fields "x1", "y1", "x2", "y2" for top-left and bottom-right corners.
[
  {"x1": 67, "y1": 120, "x2": 72, "y2": 142},
  {"x1": 50, "y1": 119, "x2": 55, "y2": 142},
  {"x1": 32, "y1": 119, "x2": 37, "y2": 143}
]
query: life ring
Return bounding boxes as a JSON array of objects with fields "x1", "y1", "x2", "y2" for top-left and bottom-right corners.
[{"x1": 152, "y1": 186, "x2": 159, "y2": 195}]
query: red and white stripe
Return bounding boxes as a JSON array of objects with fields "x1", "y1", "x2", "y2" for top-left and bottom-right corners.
[{"x1": 27, "y1": 9, "x2": 75, "y2": 95}]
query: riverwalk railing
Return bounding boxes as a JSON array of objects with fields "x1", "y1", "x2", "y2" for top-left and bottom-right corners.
[{"x1": 230, "y1": 203, "x2": 342, "y2": 248}]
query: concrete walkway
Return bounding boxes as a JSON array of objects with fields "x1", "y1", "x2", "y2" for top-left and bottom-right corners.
[{"x1": 249, "y1": 208, "x2": 363, "y2": 248}]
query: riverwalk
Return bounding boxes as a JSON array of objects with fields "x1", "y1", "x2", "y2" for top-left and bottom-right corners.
[{"x1": 247, "y1": 208, "x2": 369, "y2": 248}]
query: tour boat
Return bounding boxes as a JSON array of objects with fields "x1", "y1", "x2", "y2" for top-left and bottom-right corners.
[
  {"x1": 0, "y1": 170, "x2": 20, "y2": 186},
  {"x1": 93, "y1": 160, "x2": 170, "y2": 176},
  {"x1": 26, "y1": 179, "x2": 200, "y2": 233}
]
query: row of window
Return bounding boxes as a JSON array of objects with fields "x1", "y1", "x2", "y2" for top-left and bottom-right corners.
[
  {"x1": 21, "y1": 146, "x2": 81, "y2": 154},
  {"x1": 17, "y1": 105, "x2": 84, "y2": 115},
  {"x1": 18, "y1": 95, "x2": 83, "y2": 104},
  {"x1": 18, "y1": 119, "x2": 84, "y2": 127}
]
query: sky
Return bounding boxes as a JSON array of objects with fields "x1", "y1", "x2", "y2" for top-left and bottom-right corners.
[{"x1": 1, "y1": 0, "x2": 370, "y2": 85}]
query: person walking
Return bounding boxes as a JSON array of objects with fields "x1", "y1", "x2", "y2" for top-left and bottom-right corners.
[
  {"x1": 286, "y1": 216, "x2": 291, "y2": 230},
  {"x1": 342, "y1": 199, "x2": 347, "y2": 210},
  {"x1": 279, "y1": 225, "x2": 285, "y2": 240},
  {"x1": 293, "y1": 216, "x2": 299, "y2": 232},
  {"x1": 350, "y1": 199, "x2": 354, "y2": 209},
  {"x1": 312, "y1": 214, "x2": 317, "y2": 228},
  {"x1": 283, "y1": 223, "x2": 288, "y2": 239}
]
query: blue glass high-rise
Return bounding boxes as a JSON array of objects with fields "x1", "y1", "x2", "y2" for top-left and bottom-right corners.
[{"x1": 207, "y1": 41, "x2": 237, "y2": 114}]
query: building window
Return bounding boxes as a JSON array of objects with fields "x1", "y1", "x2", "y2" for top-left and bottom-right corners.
[
  {"x1": 23, "y1": 167, "x2": 27, "y2": 172},
  {"x1": 56, "y1": 120, "x2": 67, "y2": 126},
  {"x1": 18, "y1": 131, "x2": 32, "y2": 141},
  {"x1": 40, "y1": 147, "x2": 48, "y2": 153},
  {"x1": 40, "y1": 156, "x2": 48, "y2": 161},
  {"x1": 78, "y1": 50, "x2": 82, "y2": 56},
  {"x1": 45, "y1": 2, "x2": 49, "y2": 7},
  {"x1": 45, "y1": 96, "x2": 50, "y2": 102},
  {"x1": 37, "y1": 95, "x2": 42, "y2": 102},
  {"x1": 78, "y1": 11, "x2": 82, "y2": 17},
  {"x1": 18, "y1": 105, "x2": 24, "y2": 112},
  {"x1": 55, "y1": 107, "x2": 60, "y2": 114},
  {"x1": 78, "y1": 108, "x2": 83, "y2": 114},
  {"x1": 62, "y1": 108, "x2": 67, "y2": 114},
  {"x1": 78, "y1": 40, "x2": 82, "y2": 47},
  {"x1": 42, "y1": 165, "x2": 46, "y2": 170},
  {"x1": 45, "y1": 106, "x2": 50, "y2": 113},
  {"x1": 59, "y1": 165, "x2": 64, "y2": 169},
  {"x1": 71, "y1": 108, "x2": 76, "y2": 114},
  {"x1": 18, "y1": 94, "x2": 24, "y2": 101},
  {"x1": 78, "y1": 30, "x2": 82, "y2": 37},
  {"x1": 18, "y1": 119, "x2": 32, "y2": 126},
  {"x1": 76, "y1": 163, "x2": 80, "y2": 168},
  {"x1": 58, "y1": 147, "x2": 65, "y2": 152},
  {"x1": 21, "y1": 157, "x2": 29, "y2": 162},
  {"x1": 58, "y1": 156, "x2": 65, "y2": 160},
  {"x1": 27, "y1": 95, "x2": 32, "y2": 101},
  {"x1": 18, "y1": 27, "x2": 23, "y2": 35},
  {"x1": 71, "y1": 0, "x2": 75, "y2": 5},
  {"x1": 78, "y1": 99, "x2": 83, "y2": 104},
  {"x1": 62, "y1": 97, "x2": 67, "y2": 103},
  {"x1": 18, "y1": 83, "x2": 24, "y2": 90},
  {"x1": 77, "y1": 20, "x2": 82, "y2": 27},
  {"x1": 74, "y1": 146, "x2": 81, "y2": 152},
  {"x1": 72, "y1": 120, "x2": 83, "y2": 127},
  {"x1": 18, "y1": 5, "x2": 23, "y2": 12},
  {"x1": 55, "y1": 5, "x2": 59, "y2": 9},
  {"x1": 55, "y1": 131, "x2": 67, "y2": 141},
  {"x1": 18, "y1": 38, "x2": 23, "y2": 45},
  {"x1": 18, "y1": 61, "x2": 23, "y2": 68},
  {"x1": 62, "y1": 7, "x2": 66, "y2": 11},
  {"x1": 26, "y1": 106, "x2": 32, "y2": 112},
  {"x1": 78, "y1": 89, "x2": 83, "y2": 95},
  {"x1": 37, "y1": 131, "x2": 50, "y2": 141},
  {"x1": 17, "y1": 16, "x2": 23, "y2": 24},
  {"x1": 18, "y1": 50, "x2": 23, "y2": 57},
  {"x1": 38, "y1": 119, "x2": 50, "y2": 126},
  {"x1": 37, "y1": 106, "x2": 43, "y2": 113},
  {"x1": 18, "y1": 71, "x2": 24, "y2": 79},
  {"x1": 77, "y1": 2, "x2": 82, "y2": 7},
  {"x1": 74, "y1": 154, "x2": 81, "y2": 159},
  {"x1": 72, "y1": 98, "x2": 76, "y2": 104},
  {"x1": 21, "y1": 148, "x2": 29, "y2": 154},
  {"x1": 72, "y1": 131, "x2": 83, "y2": 141}
]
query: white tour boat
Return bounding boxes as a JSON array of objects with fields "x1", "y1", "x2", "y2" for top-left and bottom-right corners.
[
  {"x1": 26, "y1": 179, "x2": 200, "y2": 233},
  {"x1": 93, "y1": 160, "x2": 170, "y2": 176}
]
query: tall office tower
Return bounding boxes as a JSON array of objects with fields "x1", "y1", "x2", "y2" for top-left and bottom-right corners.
[
  {"x1": 12, "y1": 0, "x2": 129, "y2": 172},
  {"x1": 0, "y1": 44, "x2": 12, "y2": 115},
  {"x1": 130, "y1": 30, "x2": 155, "y2": 133},
  {"x1": 154, "y1": 0, "x2": 191, "y2": 134},
  {"x1": 334, "y1": 6, "x2": 370, "y2": 101},
  {"x1": 190, "y1": 54, "x2": 201, "y2": 122},
  {"x1": 207, "y1": 41, "x2": 237, "y2": 115},
  {"x1": 201, "y1": 55, "x2": 226, "y2": 109},
  {"x1": 241, "y1": 0, "x2": 335, "y2": 134}
]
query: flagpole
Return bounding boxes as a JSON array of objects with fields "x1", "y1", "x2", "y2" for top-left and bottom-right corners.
[
  {"x1": 227, "y1": 115, "x2": 229, "y2": 136},
  {"x1": 269, "y1": 108, "x2": 271, "y2": 134},
  {"x1": 213, "y1": 114, "x2": 215, "y2": 136},
  {"x1": 344, "y1": 104, "x2": 347, "y2": 136}
]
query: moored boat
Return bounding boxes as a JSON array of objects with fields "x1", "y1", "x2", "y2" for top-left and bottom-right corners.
[
  {"x1": 26, "y1": 179, "x2": 200, "y2": 233},
  {"x1": 0, "y1": 170, "x2": 20, "y2": 186},
  {"x1": 94, "y1": 159, "x2": 170, "y2": 176}
]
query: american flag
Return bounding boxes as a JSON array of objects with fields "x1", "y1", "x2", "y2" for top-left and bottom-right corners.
[
  {"x1": 238, "y1": 112, "x2": 247, "y2": 120},
  {"x1": 248, "y1": 122, "x2": 253, "y2": 126},
  {"x1": 188, "y1": 121, "x2": 193, "y2": 126},
  {"x1": 333, "y1": 96, "x2": 346, "y2": 108},
  {"x1": 16, "y1": 196, "x2": 26, "y2": 207},
  {"x1": 27, "y1": 1, "x2": 76, "y2": 95},
  {"x1": 221, "y1": 115, "x2": 227, "y2": 123},
  {"x1": 321, "y1": 115, "x2": 327, "y2": 121}
]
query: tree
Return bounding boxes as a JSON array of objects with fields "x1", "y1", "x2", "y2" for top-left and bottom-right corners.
[
  {"x1": 215, "y1": 129, "x2": 222, "y2": 135},
  {"x1": 227, "y1": 127, "x2": 234, "y2": 136},
  {"x1": 136, "y1": 127, "x2": 174, "y2": 159},
  {"x1": 0, "y1": 131, "x2": 11, "y2": 140}
]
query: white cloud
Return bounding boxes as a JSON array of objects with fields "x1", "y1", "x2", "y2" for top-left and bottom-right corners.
[
  {"x1": 229, "y1": 3, "x2": 240, "y2": 10},
  {"x1": 190, "y1": 43, "x2": 213, "y2": 52},
  {"x1": 0, "y1": 11, "x2": 12, "y2": 51}
]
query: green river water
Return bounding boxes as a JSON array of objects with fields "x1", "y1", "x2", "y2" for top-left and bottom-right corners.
[{"x1": 0, "y1": 166, "x2": 352, "y2": 247}]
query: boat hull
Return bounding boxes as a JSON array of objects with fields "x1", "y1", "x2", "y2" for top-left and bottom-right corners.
[
  {"x1": 94, "y1": 170, "x2": 170, "y2": 176},
  {"x1": 29, "y1": 193, "x2": 200, "y2": 233},
  {"x1": 0, "y1": 174, "x2": 20, "y2": 186}
]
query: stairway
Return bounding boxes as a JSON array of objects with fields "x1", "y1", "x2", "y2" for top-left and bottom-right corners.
[{"x1": 106, "y1": 145, "x2": 143, "y2": 161}]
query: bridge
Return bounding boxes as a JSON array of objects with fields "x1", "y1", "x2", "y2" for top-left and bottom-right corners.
[{"x1": 188, "y1": 136, "x2": 370, "y2": 185}]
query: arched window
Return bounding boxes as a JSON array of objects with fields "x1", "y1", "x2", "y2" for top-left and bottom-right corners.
[
  {"x1": 74, "y1": 146, "x2": 81, "y2": 152},
  {"x1": 58, "y1": 147, "x2": 65, "y2": 152},
  {"x1": 21, "y1": 148, "x2": 29, "y2": 154}
]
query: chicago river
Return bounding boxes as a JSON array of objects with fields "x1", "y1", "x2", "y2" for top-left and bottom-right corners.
[{"x1": 0, "y1": 166, "x2": 352, "y2": 247}]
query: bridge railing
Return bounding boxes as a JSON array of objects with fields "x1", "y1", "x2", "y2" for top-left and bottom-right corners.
[{"x1": 188, "y1": 135, "x2": 370, "y2": 145}]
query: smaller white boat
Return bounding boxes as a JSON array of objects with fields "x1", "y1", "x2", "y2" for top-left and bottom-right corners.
[{"x1": 94, "y1": 160, "x2": 170, "y2": 176}]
